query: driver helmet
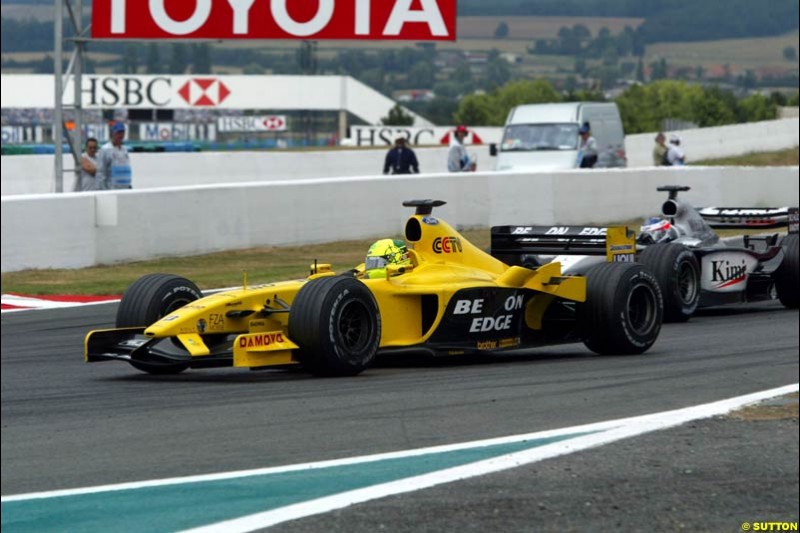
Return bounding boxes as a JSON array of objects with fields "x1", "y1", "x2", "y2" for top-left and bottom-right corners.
[
  {"x1": 365, "y1": 239, "x2": 411, "y2": 279},
  {"x1": 640, "y1": 217, "x2": 677, "y2": 243}
]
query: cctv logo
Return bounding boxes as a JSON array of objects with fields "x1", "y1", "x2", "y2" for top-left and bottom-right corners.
[
  {"x1": 433, "y1": 236, "x2": 462, "y2": 254},
  {"x1": 177, "y1": 78, "x2": 231, "y2": 107}
]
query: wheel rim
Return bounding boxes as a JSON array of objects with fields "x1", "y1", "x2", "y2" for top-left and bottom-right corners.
[
  {"x1": 677, "y1": 260, "x2": 698, "y2": 306},
  {"x1": 626, "y1": 283, "x2": 658, "y2": 336},
  {"x1": 337, "y1": 300, "x2": 373, "y2": 355}
]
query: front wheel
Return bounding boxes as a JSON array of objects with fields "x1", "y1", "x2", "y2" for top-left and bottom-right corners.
[
  {"x1": 116, "y1": 273, "x2": 203, "y2": 374},
  {"x1": 289, "y1": 276, "x2": 381, "y2": 377},
  {"x1": 578, "y1": 263, "x2": 663, "y2": 355}
]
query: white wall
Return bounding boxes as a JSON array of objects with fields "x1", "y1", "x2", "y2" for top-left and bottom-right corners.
[
  {"x1": 625, "y1": 118, "x2": 799, "y2": 167},
  {"x1": 3, "y1": 166, "x2": 798, "y2": 272},
  {"x1": 3, "y1": 118, "x2": 797, "y2": 197},
  {"x1": 0, "y1": 146, "x2": 491, "y2": 196}
]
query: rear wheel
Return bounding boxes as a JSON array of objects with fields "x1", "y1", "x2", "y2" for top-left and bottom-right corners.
[
  {"x1": 776, "y1": 233, "x2": 799, "y2": 308},
  {"x1": 289, "y1": 276, "x2": 381, "y2": 377},
  {"x1": 116, "y1": 273, "x2": 202, "y2": 374},
  {"x1": 579, "y1": 263, "x2": 663, "y2": 355},
  {"x1": 639, "y1": 243, "x2": 700, "y2": 322}
]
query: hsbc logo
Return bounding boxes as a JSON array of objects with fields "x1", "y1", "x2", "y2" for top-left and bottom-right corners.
[
  {"x1": 178, "y1": 78, "x2": 231, "y2": 107},
  {"x1": 218, "y1": 115, "x2": 288, "y2": 132},
  {"x1": 263, "y1": 116, "x2": 285, "y2": 130},
  {"x1": 80, "y1": 75, "x2": 234, "y2": 109}
]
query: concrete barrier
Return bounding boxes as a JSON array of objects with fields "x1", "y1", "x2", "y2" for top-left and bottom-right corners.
[
  {"x1": 2, "y1": 166, "x2": 798, "y2": 272},
  {"x1": 625, "y1": 118, "x2": 799, "y2": 167},
  {"x1": 3, "y1": 118, "x2": 798, "y2": 196},
  {"x1": 0, "y1": 146, "x2": 489, "y2": 196}
]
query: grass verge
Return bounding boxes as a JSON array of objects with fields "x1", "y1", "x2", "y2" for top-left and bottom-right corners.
[
  {"x1": 2, "y1": 224, "x2": 781, "y2": 296},
  {"x1": 693, "y1": 147, "x2": 799, "y2": 166}
]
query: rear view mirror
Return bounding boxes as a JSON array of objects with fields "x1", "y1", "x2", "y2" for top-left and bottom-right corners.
[{"x1": 489, "y1": 143, "x2": 497, "y2": 157}]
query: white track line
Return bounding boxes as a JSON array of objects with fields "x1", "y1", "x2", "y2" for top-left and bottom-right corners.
[
  {"x1": 4, "y1": 384, "x2": 796, "y2": 517},
  {"x1": 175, "y1": 384, "x2": 799, "y2": 533}
]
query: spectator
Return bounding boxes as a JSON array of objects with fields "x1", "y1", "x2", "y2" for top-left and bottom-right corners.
[
  {"x1": 577, "y1": 122, "x2": 598, "y2": 168},
  {"x1": 383, "y1": 137, "x2": 419, "y2": 175},
  {"x1": 666, "y1": 134, "x2": 686, "y2": 166},
  {"x1": 448, "y1": 125, "x2": 476, "y2": 172},
  {"x1": 78, "y1": 137, "x2": 99, "y2": 191},
  {"x1": 97, "y1": 121, "x2": 132, "y2": 189},
  {"x1": 652, "y1": 132, "x2": 669, "y2": 166}
]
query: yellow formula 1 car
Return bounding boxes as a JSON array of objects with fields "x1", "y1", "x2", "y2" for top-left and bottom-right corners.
[{"x1": 85, "y1": 200, "x2": 663, "y2": 377}]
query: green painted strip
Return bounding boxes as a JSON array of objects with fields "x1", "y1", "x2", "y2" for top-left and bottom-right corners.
[{"x1": 2, "y1": 431, "x2": 598, "y2": 533}]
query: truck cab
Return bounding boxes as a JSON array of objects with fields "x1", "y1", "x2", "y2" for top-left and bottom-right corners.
[{"x1": 491, "y1": 102, "x2": 626, "y2": 171}]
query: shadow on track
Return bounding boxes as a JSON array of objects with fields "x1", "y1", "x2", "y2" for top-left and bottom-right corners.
[{"x1": 95, "y1": 347, "x2": 599, "y2": 384}]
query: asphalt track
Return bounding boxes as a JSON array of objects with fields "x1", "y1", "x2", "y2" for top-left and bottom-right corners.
[{"x1": 1, "y1": 301, "x2": 798, "y2": 531}]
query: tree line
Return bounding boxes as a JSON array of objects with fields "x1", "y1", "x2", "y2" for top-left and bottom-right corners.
[{"x1": 450, "y1": 79, "x2": 798, "y2": 134}]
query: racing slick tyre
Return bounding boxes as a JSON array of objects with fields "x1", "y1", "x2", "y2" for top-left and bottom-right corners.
[
  {"x1": 116, "y1": 273, "x2": 203, "y2": 375},
  {"x1": 776, "y1": 233, "x2": 799, "y2": 308},
  {"x1": 289, "y1": 276, "x2": 381, "y2": 377},
  {"x1": 638, "y1": 243, "x2": 700, "y2": 322},
  {"x1": 578, "y1": 263, "x2": 663, "y2": 355}
]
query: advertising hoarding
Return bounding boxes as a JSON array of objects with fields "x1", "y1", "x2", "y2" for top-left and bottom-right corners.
[
  {"x1": 92, "y1": 0, "x2": 456, "y2": 41},
  {"x1": 218, "y1": 115, "x2": 288, "y2": 132}
]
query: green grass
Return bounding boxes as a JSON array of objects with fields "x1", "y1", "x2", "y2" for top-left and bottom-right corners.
[
  {"x1": 646, "y1": 30, "x2": 800, "y2": 71},
  {"x1": 0, "y1": 235, "x2": 402, "y2": 296},
  {"x1": 693, "y1": 147, "x2": 799, "y2": 166},
  {"x1": 3, "y1": 221, "x2": 779, "y2": 297},
  {"x1": 1, "y1": 231, "x2": 490, "y2": 296}
]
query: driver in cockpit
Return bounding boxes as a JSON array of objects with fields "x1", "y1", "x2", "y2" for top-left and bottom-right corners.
[
  {"x1": 363, "y1": 239, "x2": 412, "y2": 279},
  {"x1": 637, "y1": 217, "x2": 680, "y2": 245}
]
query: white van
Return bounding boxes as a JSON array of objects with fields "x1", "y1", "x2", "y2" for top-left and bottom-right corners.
[{"x1": 490, "y1": 102, "x2": 626, "y2": 171}]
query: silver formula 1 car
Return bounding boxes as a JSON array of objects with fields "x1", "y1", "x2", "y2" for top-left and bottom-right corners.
[{"x1": 491, "y1": 185, "x2": 798, "y2": 322}]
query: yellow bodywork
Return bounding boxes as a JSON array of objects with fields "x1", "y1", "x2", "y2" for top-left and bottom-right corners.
[
  {"x1": 605, "y1": 226, "x2": 636, "y2": 263},
  {"x1": 87, "y1": 214, "x2": 592, "y2": 369}
]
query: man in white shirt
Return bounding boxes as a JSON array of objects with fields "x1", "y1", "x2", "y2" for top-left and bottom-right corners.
[
  {"x1": 97, "y1": 121, "x2": 132, "y2": 189},
  {"x1": 447, "y1": 125, "x2": 475, "y2": 172},
  {"x1": 666, "y1": 134, "x2": 686, "y2": 166},
  {"x1": 79, "y1": 137, "x2": 99, "y2": 191}
]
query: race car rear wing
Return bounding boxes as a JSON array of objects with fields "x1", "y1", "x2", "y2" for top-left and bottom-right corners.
[
  {"x1": 490, "y1": 225, "x2": 636, "y2": 264},
  {"x1": 698, "y1": 207, "x2": 799, "y2": 233}
]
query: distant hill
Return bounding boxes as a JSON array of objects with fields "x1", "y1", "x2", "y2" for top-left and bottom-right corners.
[
  {"x1": 1, "y1": 0, "x2": 798, "y2": 47},
  {"x1": 459, "y1": 0, "x2": 798, "y2": 42}
]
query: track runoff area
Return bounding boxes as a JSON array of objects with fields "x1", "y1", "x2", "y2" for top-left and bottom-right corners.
[{"x1": 2, "y1": 384, "x2": 797, "y2": 532}]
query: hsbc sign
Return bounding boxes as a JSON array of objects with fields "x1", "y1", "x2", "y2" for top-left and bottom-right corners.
[
  {"x1": 82, "y1": 75, "x2": 233, "y2": 108},
  {"x1": 4, "y1": 74, "x2": 390, "y2": 113},
  {"x1": 218, "y1": 116, "x2": 288, "y2": 132},
  {"x1": 92, "y1": 0, "x2": 456, "y2": 41},
  {"x1": 78, "y1": 75, "x2": 240, "y2": 109}
]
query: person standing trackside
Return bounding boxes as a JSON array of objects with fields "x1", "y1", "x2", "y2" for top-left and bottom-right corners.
[
  {"x1": 577, "y1": 122, "x2": 598, "y2": 168},
  {"x1": 653, "y1": 132, "x2": 669, "y2": 166},
  {"x1": 448, "y1": 125, "x2": 476, "y2": 172},
  {"x1": 666, "y1": 134, "x2": 686, "y2": 166},
  {"x1": 97, "y1": 121, "x2": 132, "y2": 189},
  {"x1": 383, "y1": 137, "x2": 419, "y2": 175},
  {"x1": 79, "y1": 137, "x2": 99, "y2": 191}
]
